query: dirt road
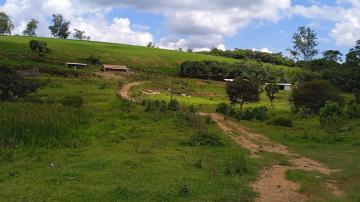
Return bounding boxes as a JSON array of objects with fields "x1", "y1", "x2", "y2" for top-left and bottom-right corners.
[{"x1": 118, "y1": 82, "x2": 145, "y2": 101}]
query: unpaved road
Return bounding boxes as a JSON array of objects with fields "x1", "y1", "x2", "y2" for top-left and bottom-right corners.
[
  {"x1": 119, "y1": 82, "x2": 343, "y2": 202},
  {"x1": 200, "y1": 113, "x2": 343, "y2": 202},
  {"x1": 118, "y1": 82, "x2": 145, "y2": 101}
]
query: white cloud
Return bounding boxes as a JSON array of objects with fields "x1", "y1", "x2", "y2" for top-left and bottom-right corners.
[
  {"x1": 252, "y1": 48, "x2": 273, "y2": 53},
  {"x1": 0, "y1": 0, "x2": 153, "y2": 46},
  {"x1": 292, "y1": 2, "x2": 360, "y2": 46}
]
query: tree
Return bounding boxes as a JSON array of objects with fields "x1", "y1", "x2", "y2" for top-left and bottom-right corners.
[
  {"x1": 319, "y1": 101, "x2": 344, "y2": 134},
  {"x1": 23, "y1": 19, "x2": 39, "y2": 36},
  {"x1": 292, "y1": 80, "x2": 344, "y2": 113},
  {"x1": 49, "y1": 14, "x2": 70, "y2": 39},
  {"x1": 147, "y1": 42, "x2": 155, "y2": 48},
  {"x1": 265, "y1": 84, "x2": 279, "y2": 106},
  {"x1": 323, "y1": 50, "x2": 343, "y2": 63},
  {"x1": 73, "y1": 29, "x2": 87, "y2": 40},
  {"x1": 0, "y1": 12, "x2": 14, "y2": 35},
  {"x1": 226, "y1": 77, "x2": 260, "y2": 112},
  {"x1": 29, "y1": 40, "x2": 49, "y2": 53},
  {"x1": 290, "y1": 26, "x2": 318, "y2": 64},
  {"x1": 345, "y1": 40, "x2": 360, "y2": 68}
]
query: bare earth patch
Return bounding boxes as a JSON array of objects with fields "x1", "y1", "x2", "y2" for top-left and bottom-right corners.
[{"x1": 201, "y1": 113, "x2": 344, "y2": 201}]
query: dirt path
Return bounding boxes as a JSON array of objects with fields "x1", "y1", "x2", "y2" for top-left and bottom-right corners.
[
  {"x1": 200, "y1": 113, "x2": 343, "y2": 202},
  {"x1": 118, "y1": 83, "x2": 343, "y2": 201},
  {"x1": 118, "y1": 82, "x2": 145, "y2": 101}
]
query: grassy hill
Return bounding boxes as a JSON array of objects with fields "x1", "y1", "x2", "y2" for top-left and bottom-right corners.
[{"x1": 0, "y1": 36, "x2": 299, "y2": 74}]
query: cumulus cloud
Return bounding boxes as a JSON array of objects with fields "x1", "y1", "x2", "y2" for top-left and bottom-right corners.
[
  {"x1": 0, "y1": 0, "x2": 153, "y2": 46},
  {"x1": 292, "y1": 1, "x2": 360, "y2": 46}
]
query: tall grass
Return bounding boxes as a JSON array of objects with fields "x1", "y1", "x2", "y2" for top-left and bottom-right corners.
[{"x1": 0, "y1": 102, "x2": 88, "y2": 148}]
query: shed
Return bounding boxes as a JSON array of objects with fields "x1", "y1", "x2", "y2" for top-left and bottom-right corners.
[
  {"x1": 265, "y1": 83, "x2": 293, "y2": 91},
  {"x1": 102, "y1": 64, "x2": 133, "y2": 73},
  {"x1": 224, "y1": 79, "x2": 234, "y2": 82},
  {"x1": 66, "y1": 62, "x2": 87, "y2": 69}
]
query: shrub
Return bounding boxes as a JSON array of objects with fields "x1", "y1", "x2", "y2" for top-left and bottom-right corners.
[
  {"x1": 29, "y1": 40, "x2": 49, "y2": 53},
  {"x1": 188, "y1": 104, "x2": 197, "y2": 113},
  {"x1": 346, "y1": 102, "x2": 360, "y2": 119},
  {"x1": 224, "y1": 154, "x2": 248, "y2": 176},
  {"x1": 355, "y1": 91, "x2": 360, "y2": 104},
  {"x1": 216, "y1": 102, "x2": 230, "y2": 114},
  {"x1": 319, "y1": 101, "x2": 344, "y2": 133},
  {"x1": 292, "y1": 80, "x2": 344, "y2": 113},
  {"x1": 241, "y1": 108, "x2": 254, "y2": 120},
  {"x1": 179, "y1": 183, "x2": 190, "y2": 197},
  {"x1": 272, "y1": 117, "x2": 293, "y2": 128},
  {"x1": 0, "y1": 66, "x2": 39, "y2": 101},
  {"x1": 86, "y1": 55, "x2": 102, "y2": 65},
  {"x1": 187, "y1": 131, "x2": 223, "y2": 147},
  {"x1": 159, "y1": 101, "x2": 167, "y2": 113},
  {"x1": 252, "y1": 106, "x2": 268, "y2": 122},
  {"x1": 61, "y1": 96, "x2": 84, "y2": 108},
  {"x1": 168, "y1": 99, "x2": 180, "y2": 111}
]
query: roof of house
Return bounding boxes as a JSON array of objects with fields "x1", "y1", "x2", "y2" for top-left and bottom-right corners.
[
  {"x1": 103, "y1": 64, "x2": 129, "y2": 69},
  {"x1": 66, "y1": 62, "x2": 87, "y2": 66}
]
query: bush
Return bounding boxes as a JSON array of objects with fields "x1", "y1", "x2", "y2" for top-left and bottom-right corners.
[
  {"x1": 292, "y1": 80, "x2": 344, "y2": 113},
  {"x1": 216, "y1": 102, "x2": 230, "y2": 114},
  {"x1": 0, "y1": 66, "x2": 39, "y2": 101},
  {"x1": 168, "y1": 99, "x2": 180, "y2": 111},
  {"x1": 187, "y1": 131, "x2": 223, "y2": 147},
  {"x1": 241, "y1": 108, "x2": 254, "y2": 121},
  {"x1": 224, "y1": 155, "x2": 249, "y2": 176},
  {"x1": 272, "y1": 117, "x2": 293, "y2": 127},
  {"x1": 319, "y1": 101, "x2": 344, "y2": 132},
  {"x1": 346, "y1": 102, "x2": 360, "y2": 119},
  {"x1": 252, "y1": 106, "x2": 268, "y2": 122},
  {"x1": 61, "y1": 96, "x2": 84, "y2": 108},
  {"x1": 355, "y1": 91, "x2": 360, "y2": 104},
  {"x1": 86, "y1": 55, "x2": 102, "y2": 65},
  {"x1": 29, "y1": 40, "x2": 49, "y2": 53}
]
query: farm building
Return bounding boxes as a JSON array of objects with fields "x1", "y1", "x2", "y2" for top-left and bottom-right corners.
[
  {"x1": 66, "y1": 62, "x2": 87, "y2": 69},
  {"x1": 265, "y1": 83, "x2": 293, "y2": 91},
  {"x1": 102, "y1": 64, "x2": 133, "y2": 73}
]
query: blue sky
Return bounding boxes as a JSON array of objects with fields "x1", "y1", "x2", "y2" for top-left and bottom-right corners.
[{"x1": 1, "y1": 0, "x2": 359, "y2": 56}]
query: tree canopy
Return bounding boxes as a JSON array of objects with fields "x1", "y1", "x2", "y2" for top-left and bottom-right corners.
[
  {"x1": 0, "y1": 12, "x2": 14, "y2": 35},
  {"x1": 291, "y1": 26, "x2": 318, "y2": 63},
  {"x1": 49, "y1": 14, "x2": 70, "y2": 39},
  {"x1": 226, "y1": 77, "x2": 260, "y2": 112},
  {"x1": 23, "y1": 19, "x2": 39, "y2": 36}
]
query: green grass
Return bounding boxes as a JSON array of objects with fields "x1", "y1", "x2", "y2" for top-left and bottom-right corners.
[
  {"x1": 0, "y1": 36, "x2": 300, "y2": 75},
  {"x1": 0, "y1": 76, "x2": 265, "y2": 201}
]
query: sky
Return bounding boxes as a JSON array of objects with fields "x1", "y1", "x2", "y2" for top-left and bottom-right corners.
[{"x1": 1, "y1": 0, "x2": 360, "y2": 56}]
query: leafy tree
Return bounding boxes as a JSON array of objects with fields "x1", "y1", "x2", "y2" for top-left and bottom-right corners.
[
  {"x1": 292, "y1": 80, "x2": 344, "y2": 113},
  {"x1": 290, "y1": 26, "x2": 318, "y2": 64},
  {"x1": 345, "y1": 40, "x2": 360, "y2": 68},
  {"x1": 73, "y1": 29, "x2": 88, "y2": 40},
  {"x1": 0, "y1": 12, "x2": 14, "y2": 35},
  {"x1": 0, "y1": 66, "x2": 39, "y2": 101},
  {"x1": 147, "y1": 42, "x2": 155, "y2": 48},
  {"x1": 323, "y1": 50, "x2": 343, "y2": 63},
  {"x1": 226, "y1": 77, "x2": 260, "y2": 112},
  {"x1": 49, "y1": 14, "x2": 70, "y2": 39},
  {"x1": 23, "y1": 19, "x2": 39, "y2": 36},
  {"x1": 265, "y1": 84, "x2": 279, "y2": 106}
]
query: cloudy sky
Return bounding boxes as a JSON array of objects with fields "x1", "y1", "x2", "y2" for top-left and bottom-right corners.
[{"x1": 1, "y1": 0, "x2": 359, "y2": 55}]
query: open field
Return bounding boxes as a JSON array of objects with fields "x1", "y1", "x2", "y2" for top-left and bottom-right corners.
[{"x1": 0, "y1": 36, "x2": 300, "y2": 74}]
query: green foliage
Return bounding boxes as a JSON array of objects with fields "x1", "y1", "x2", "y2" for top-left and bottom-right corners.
[
  {"x1": 0, "y1": 102, "x2": 88, "y2": 148},
  {"x1": 187, "y1": 131, "x2": 223, "y2": 147},
  {"x1": 346, "y1": 102, "x2": 360, "y2": 119},
  {"x1": 265, "y1": 83, "x2": 279, "y2": 106},
  {"x1": 23, "y1": 19, "x2": 39, "y2": 36},
  {"x1": 345, "y1": 40, "x2": 360, "y2": 68},
  {"x1": 271, "y1": 116, "x2": 293, "y2": 128},
  {"x1": 60, "y1": 95, "x2": 84, "y2": 108},
  {"x1": 252, "y1": 106, "x2": 268, "y2": 122},
  {"x1": 49, "y1": 14, "x2": 70, "y2": 39},
  {"x1": 226, "y1": 77, "x2": 260, "y2": 111},
  {"x1": 201, "y1": 48, "x2": 295, "y2": 67},
  {"x1": 0, "y1": 66, "x2": 39, "y2": 101},
  {"x1": 355, "y1": 91, "x2": 360, "y2": 104},
  {"x1": 216, "y1": 102, "x2": 230, "y2": 114},
  {"x1": 168, "y1": 99, "x2": 180, "y2": 111},
  {"x1": 319, "y1": 101, "x2": 344, "y2": 132},
  {"x1": 292, "y1": 80, "x2": 344, "y2": 113},
  {"x1": 224, "y1": 154, "x2": 249, "y2": 176},
  {"x1": 86, "y1": 55, "x2": 102, "y2": 65},
  {"x1": 29, "y1": 40, "x2": 49, "y2": 53},
  {"x1": 178, "y1": 183, "x2": 190, "y2": 197},
  {"x1": 291, "y1": 26, "x2": 318, "y2": 62},
  {"x1": 0, "y1": 12, "x2": 14, "y2": 35}
]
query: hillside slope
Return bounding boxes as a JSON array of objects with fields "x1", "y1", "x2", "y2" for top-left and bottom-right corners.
[{"x1": 0, "y1": 36, "x2": 299, "y2": 74}]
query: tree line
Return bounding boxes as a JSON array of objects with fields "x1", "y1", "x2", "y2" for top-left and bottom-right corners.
[{"x1": 0, "y1": 12, "x2": 89, "y2": 40}]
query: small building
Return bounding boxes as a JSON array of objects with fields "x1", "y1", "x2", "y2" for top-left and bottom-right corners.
[
  {"x1": 66, "y1": 62, "x2": 87, "y2": 69},
  {"x1": 102, "y1": 64, "x2": 133, "y2": 73},
  {"x1": 224, "y1": 79, "x2": 234, "y2": 82},
  {"x1": 265, "y1": 83, "x2": 293, "y2": 91}
]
